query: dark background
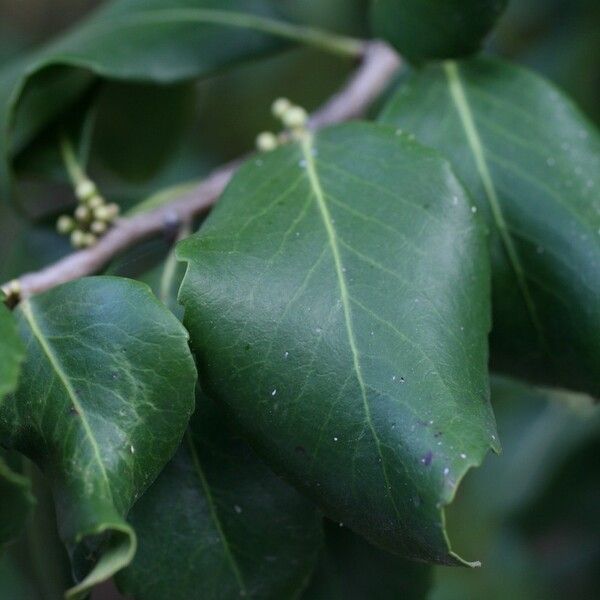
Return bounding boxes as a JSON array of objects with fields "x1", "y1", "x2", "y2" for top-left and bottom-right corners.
[{"x1": 0, "y1": 2, "x2": 598, "y2": 599}]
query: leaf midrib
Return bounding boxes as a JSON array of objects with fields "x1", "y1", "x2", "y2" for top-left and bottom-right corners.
[
  {"x1": 444, "y1": 61, "x2": 547, "y2": 350},
  {"x1": 300, "y1": 133, "x2": 402, "y2": 522},
  {"x1": 185, "y1": 431, "x2": 247, "y2": 595},
  {"x1": 19, "y1": 299, "x2": 113, "y2": 501}
]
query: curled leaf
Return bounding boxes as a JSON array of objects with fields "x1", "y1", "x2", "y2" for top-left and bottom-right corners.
[{"x1": 0, "y1": 277, "x2": 197, "y2": 598}]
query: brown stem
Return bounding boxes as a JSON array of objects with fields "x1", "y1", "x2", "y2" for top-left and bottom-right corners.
[{"x1": 4, "y1": 41, "x2": 401, "y2": 300}]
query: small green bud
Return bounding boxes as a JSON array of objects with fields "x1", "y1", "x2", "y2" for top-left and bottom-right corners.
[
  {"x1": 82, "y1": 233, "x2": 97, "y2": 247},
  {"x1": 56, "y1": 215, "x2": 75, "y2": 234},
  {"x1": 90, "y1": 220, "x2": 107, "y2": 235},
  {"x1": 106, "y1": 203, "x2": 120, "y2": 220},
  {"x1": 86, "y1": 194, "x2": 105, "y2": 209},
  {"x1": 75, "y1": 179, "x2": 97, "y2": 201},
  {"x1": 93, "y1": 206, "x2": 109, "y2": 221},
  {"x1": 94, "y1": 203, "x2": 120, "y2": 222},
  {"x1": 282, "y1": 106, "x2": 308, "y2": 130},
  {"x1": 256, "y1": 131, "x2": 278, "y2": 152},
  {"x1": 71, "y1": 230, "x2": 86, "y2": 249},
  {"x1": 74, "y1": 205, "x2": 91, "y2": 223},
  {"x1": 272, "y1": 97, "x2": 291, "y2": 119}
]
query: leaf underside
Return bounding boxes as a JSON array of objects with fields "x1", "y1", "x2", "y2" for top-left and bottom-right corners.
[
  {"x1": 379, "y1": 57, "x2": 600, "y2": 397},
  {"x1": 178, "y1": 122, "x2": 499, "y2": 564},
  {"x1": 0, "y1": 0, "x2": 285, "y2": 208}
]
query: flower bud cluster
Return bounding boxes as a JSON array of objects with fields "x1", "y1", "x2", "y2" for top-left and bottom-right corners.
[
  {"x1": 255, "y1": 98, "x2": 309, "y2": 153},
  {"x1": 56, "y1": 178, "x2": 120, "y2": 249}
]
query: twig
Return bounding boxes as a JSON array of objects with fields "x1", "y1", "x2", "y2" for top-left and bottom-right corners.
[{"x1": 4, "y1": 41, "x2": 401, "y2": 300}]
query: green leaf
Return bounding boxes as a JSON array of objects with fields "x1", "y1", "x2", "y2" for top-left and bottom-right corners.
[
  {"x1": 0, "y1": 299, "x2": 24, "y2": 402},
  {"x1": 0, "y1": 0, "x2": 289, "y2": 207},
  {"x1": 379, "y1": 58, "x2": 600, "y2": 396},
  {"x1": 0, "y1": 301, "x2": 30, "y2": 550},
  {"x1": 2, "y1": 459, "x2": 73, "y2": 599},
  {"x1": 0, "y1": 277, "x2": 197, "y2": 599},
  {"x1": 118, "y1": 392, "x2": 322, "y2": 599},
  {"x1": 90, "y1": 82, "x2": 197, "y2": 183},
  {"x1": 304, "y1": 519, "x2": 431, "y2": 599},
  {"x1": 370, "y1": 0, "x2": 508, "y2": 62},
  {"x1": 178, "y1": 122, "x2": 499, "y2": 564},
  {"x1": 0, "y1": 551, "x2": 39, "y2": 600},
  {"x1": 0, "y1": 456, "x2": 35, "y2": 550}
]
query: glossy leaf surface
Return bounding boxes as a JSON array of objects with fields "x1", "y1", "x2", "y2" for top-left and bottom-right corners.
[
  {"x1": 0, "y1": 0, "x2": 286, "y2": 206},
  {"x1": 370, "y1": 0, "x2": 508, "y2": 62},
  {"x1": 380, "y1": 58, "x2": 600, "y2": 396},
  {"x1": 179, "y1": 122, "x2": 498, "y2": 564},
  {"x1": 0, "y1": 277, "x2": 197, "y2": 599},
  {"x1": 118, "y1": 392, "x2": 322, "y2": 600}
]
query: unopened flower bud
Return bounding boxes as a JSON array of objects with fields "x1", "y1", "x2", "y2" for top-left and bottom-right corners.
[
  {"x1": 256, "y1": 131, "x2": 278, "y2": 152},
  {"x1": 106, "y1": 203, "x2": 120, "y2": 219},
  {"x1": 94, "y1": 203, "x2": 120, "y2": 222},
  {"x1": 82, "y1": 233, "x2": 97, "y2": 247},
  {"x1": 71, "y1": 230, "x2": 86, "y2": 249},
  {"x1": 272, "y1": 97, "x2": 291, "y2": 119},
  {"x1": 282, "y1": 106, "x2": 308, "y2": 129},
  {"x1": 86, "y1": 194, "x2": 104, "y2": 209},
  {"x1": 57, "y1": 215, "x2": 75, "y2": 234},
  {"x1": 74, "y1": 205, "x2": 91, "y2": 223},
  {"x1": 75, "y1": 179, "x2": 97, "y2": 201},
  {"x1": 90, "y1": 220, "x2": 107, "y2": 235}
]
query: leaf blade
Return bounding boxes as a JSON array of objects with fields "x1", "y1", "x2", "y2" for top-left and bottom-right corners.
[
  {"x1": 370, "y1": 0, "x2": 508, "y2": 62},
  {"x1": 178, "y1": 122, "x2": 498, "y2": 563},
  {"x1": 0, "y1": 300, "x2": 30, "y2": 550},
  {"x1": 0, "y1": 456, "x2": 35, "y2": 550},
  {"x1": 379, "y1": 57, "x2": 600, "y2": 396},
  {"x1": 0, "y1": 0, "x2": 287, "y2": 206},
  {"x1": 0, "y1": 277, "x2": 197, "y2": 598},
  {"x1": 117, "y1": 393, "x2": 323, "y2": 600}
]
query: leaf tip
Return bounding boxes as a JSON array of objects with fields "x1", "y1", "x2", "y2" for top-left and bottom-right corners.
[{"x1": 65, "y1": 522, "x2": 137, "y2": 600}]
